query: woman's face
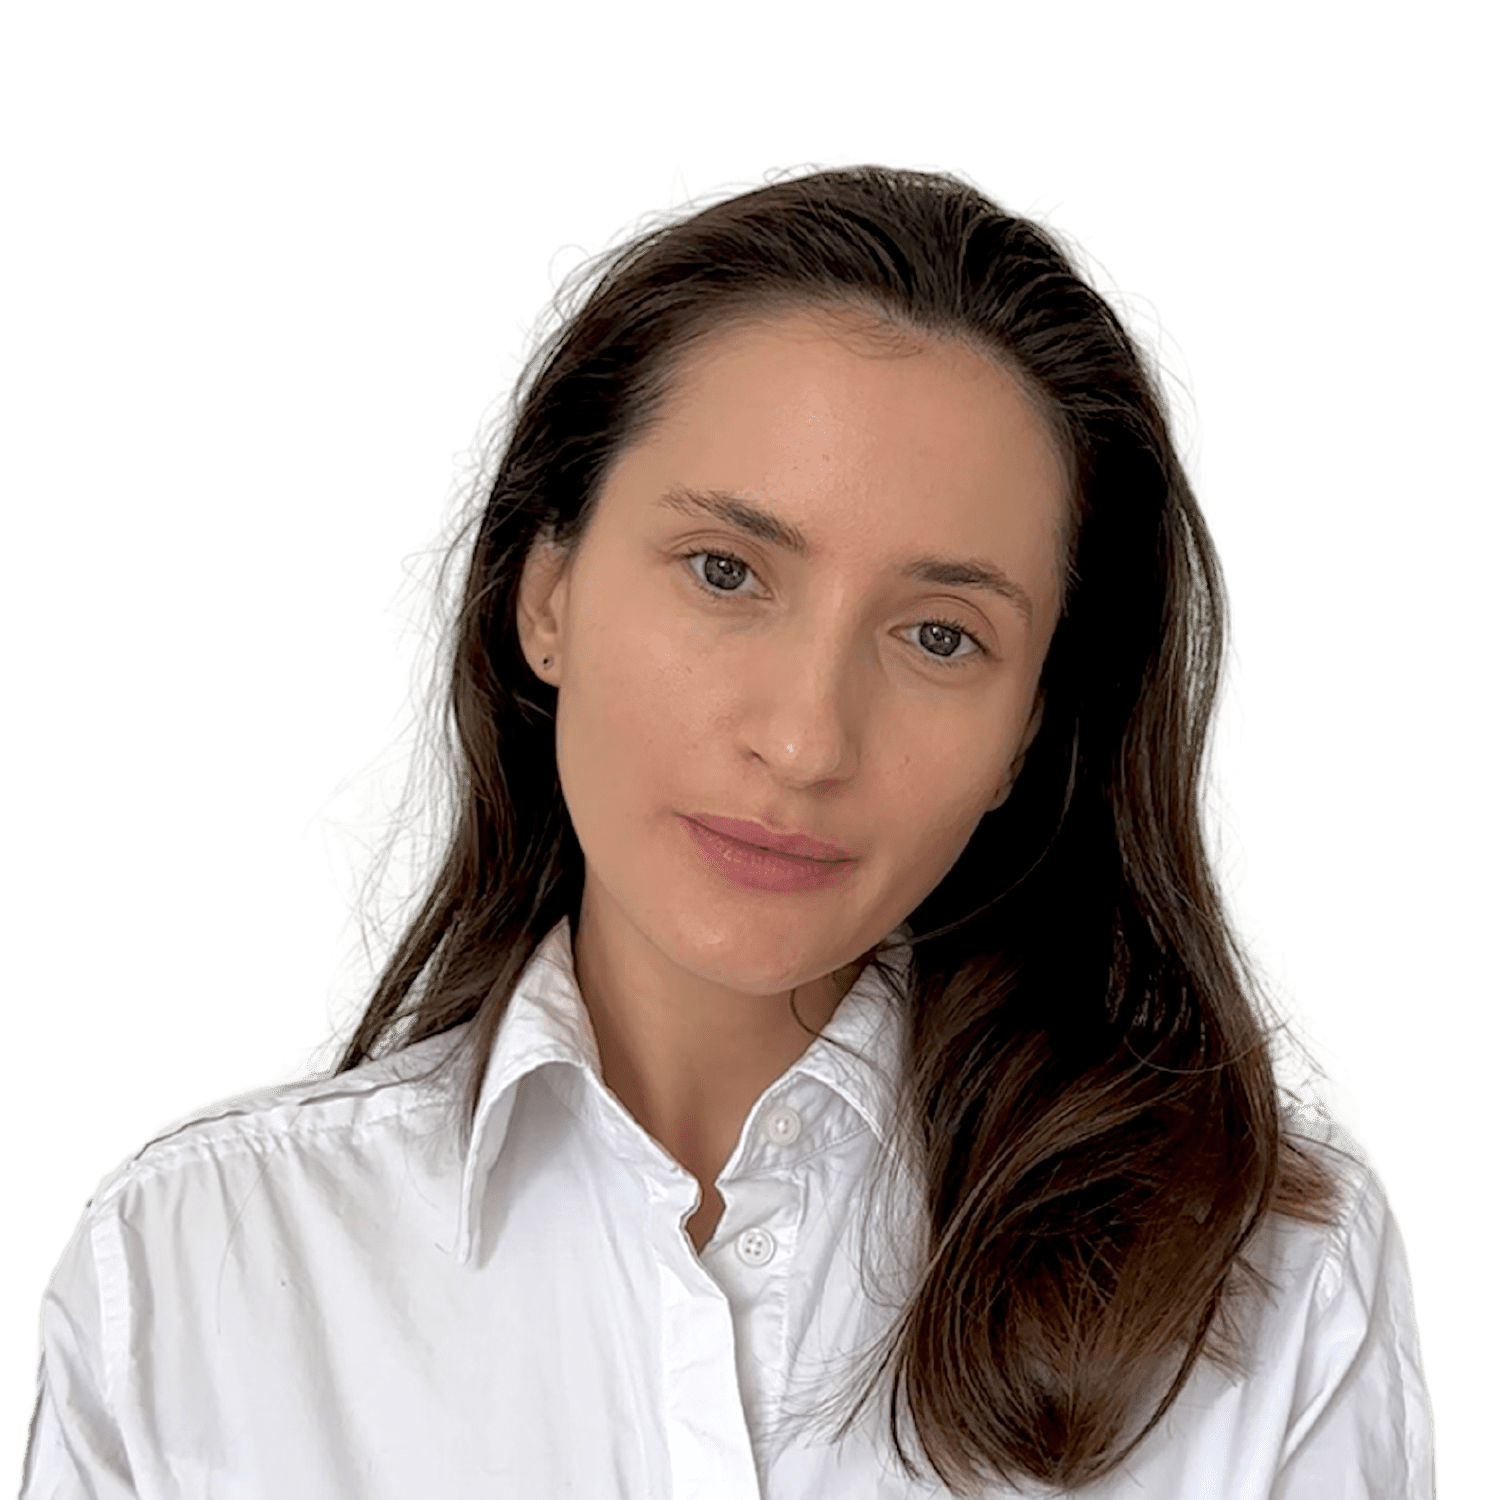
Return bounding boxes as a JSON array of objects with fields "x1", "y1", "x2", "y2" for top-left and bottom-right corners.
[{"x1": 519, "y1": 306, "x2": 1068, "y2": 1000}]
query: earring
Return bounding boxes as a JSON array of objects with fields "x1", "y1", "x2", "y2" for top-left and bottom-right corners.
[{"x1": 541, "y1": 655, "x2": 553, "y2": 670}]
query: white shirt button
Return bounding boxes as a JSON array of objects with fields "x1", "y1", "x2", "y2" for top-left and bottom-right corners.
[
  {"x1": 735, "y1": 1227, "x2": 776, "y2": 1267},
  {"x1": 761, "y1": 1105, "x2": 802, "y2": 1146}
]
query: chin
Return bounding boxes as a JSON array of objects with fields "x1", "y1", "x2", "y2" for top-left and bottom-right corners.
[{"x1": 632, "y1": 867, "x2": 872, "y2": 995}]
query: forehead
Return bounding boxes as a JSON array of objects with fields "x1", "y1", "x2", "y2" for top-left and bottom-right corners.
[
  {"x1": 657, "y1": 300, "x2": 1068, "y2": 474},
  {"x1": 607, "y1": 306, "x2": 1071, "y2": 613}
]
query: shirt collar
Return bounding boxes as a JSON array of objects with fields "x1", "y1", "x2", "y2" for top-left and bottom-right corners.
[{"x1": 453, "y1": 916, "x2": 914, "y2": 1265}]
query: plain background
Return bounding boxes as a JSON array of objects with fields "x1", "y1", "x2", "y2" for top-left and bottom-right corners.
[{"x1": 3, "y1": 0, "x2": 1493, "y2": 1491}]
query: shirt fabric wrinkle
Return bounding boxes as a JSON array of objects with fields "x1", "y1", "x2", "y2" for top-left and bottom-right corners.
[{"x1": 21, "y1": 916, "x2": 1434, "y2": 1500}]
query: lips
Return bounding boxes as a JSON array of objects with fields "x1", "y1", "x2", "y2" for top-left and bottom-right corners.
[{"x1": 684, "y1": 813, "x2": 854, "y2": 863}]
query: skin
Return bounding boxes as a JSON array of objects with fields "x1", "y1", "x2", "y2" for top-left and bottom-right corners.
[{"x1": 516, "y1": 305, "x2": 1067, "y2": 1251}]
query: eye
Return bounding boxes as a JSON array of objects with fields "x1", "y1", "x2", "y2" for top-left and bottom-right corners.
[
  {"x1": 687, "y1": 552, "x2": 756, "y2": 597},
  {"x1": 684, "y1": 552, "x2": 990, "y2": 669},
  {"x1": 906, "y1": 615, "x2": 990, "y2": 663}
]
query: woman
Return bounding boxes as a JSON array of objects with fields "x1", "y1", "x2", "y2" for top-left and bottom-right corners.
[{"x1": 23, "y1": 166, "x2": 1432, "y2": 1498}]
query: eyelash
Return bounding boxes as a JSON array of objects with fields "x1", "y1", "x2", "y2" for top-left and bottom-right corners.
[{"x1": 680, "y1": 549, "x2": 989, "y2": 666}]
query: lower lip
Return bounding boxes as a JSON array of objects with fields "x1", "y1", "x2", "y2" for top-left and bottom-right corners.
[{"x1": 681, "y1": 817, "x2": 857, "y2": 893}]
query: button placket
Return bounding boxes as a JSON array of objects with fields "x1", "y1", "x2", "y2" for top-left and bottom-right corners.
[{"x1": 714, "y1": 1101, "x2": 802, "y2": 1272}]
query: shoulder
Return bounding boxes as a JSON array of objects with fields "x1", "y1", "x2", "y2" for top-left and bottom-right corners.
[
  {"x1": 1231, "y1": 1118, "x2": 1397, "y2": 1346},
  {"x1": 1259, "y1": 1116, "x2": 1398, "y2": 1318},
  {"x1": 1223, "y1": 1121, "x2": 1433, "y2": 1496},
  {"x1": 1150, "y1": 1121, "x2": 1395, "y2": 1411},
  {"x1": 79, "y1": 1025, "x2": 474, "y2": 1226}
]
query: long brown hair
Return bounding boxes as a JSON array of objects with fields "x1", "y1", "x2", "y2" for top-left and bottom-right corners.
[{"x1": 337, "y1": 165, "x2": 1333, "y2": 1492}]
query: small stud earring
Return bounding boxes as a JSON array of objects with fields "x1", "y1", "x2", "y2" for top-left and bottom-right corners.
[{"x1": 541, "y1": 655, "x2": 553, "y2": 670}]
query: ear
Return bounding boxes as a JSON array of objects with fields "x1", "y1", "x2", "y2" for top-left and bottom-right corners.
[{"x1": 515, "y1": 532, "x2": 574, "y2": 683}]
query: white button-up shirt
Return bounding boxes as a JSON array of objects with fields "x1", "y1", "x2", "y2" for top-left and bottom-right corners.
[{"x1": 24, "y1": 919, "x2": 1434, "y2": 1498}]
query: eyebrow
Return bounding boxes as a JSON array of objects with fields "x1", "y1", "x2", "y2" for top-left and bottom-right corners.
[{"x1": 658, "y1": 485, "x2": 1035, "y2": 624}]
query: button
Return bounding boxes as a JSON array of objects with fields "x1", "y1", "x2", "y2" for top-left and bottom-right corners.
[
  {"x1": 761, "y1": 1105, "x2": 802, "y2": 1146},
  {"x1": 735, "y1": 1227, "x2": 776, "y2": 1267}
]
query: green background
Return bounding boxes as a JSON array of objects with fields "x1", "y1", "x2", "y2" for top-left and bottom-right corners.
[{"x1": 8, "y1": 0, "x2": 1488, "y2": 1488}]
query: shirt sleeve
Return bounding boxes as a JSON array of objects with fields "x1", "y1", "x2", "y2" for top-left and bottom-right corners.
[
  {"x1": 20, "y1": 1209, "x2": 140, "y2": 1500},
  {"x1": 1270, "y1": 1158, "x2": 1435, "y2": 1500}
]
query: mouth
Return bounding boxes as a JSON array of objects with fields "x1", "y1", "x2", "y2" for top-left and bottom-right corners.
[
  {"x1": 679, "y1": 815, "x2": 859, "y2": 894},
  {"x1": 683, "y1": 813, "x2": 855, "y2": 863}
]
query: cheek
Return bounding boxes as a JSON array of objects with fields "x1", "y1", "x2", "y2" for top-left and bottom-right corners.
[
  {"x1": 553, "y1": 572, "x2": 726, "y2": 830},
  {"x1": 872, "y1": 730, "x2": 998, "y2": 887}
]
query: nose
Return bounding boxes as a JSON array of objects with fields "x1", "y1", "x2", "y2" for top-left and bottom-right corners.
[{"x1": 747, "y1": 666, "x2": 864, "y2": 792}]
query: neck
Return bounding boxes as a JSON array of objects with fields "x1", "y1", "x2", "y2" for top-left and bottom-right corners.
[{"x1": 567, "y1": 912, "x2": 864, "y2": 1194}]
